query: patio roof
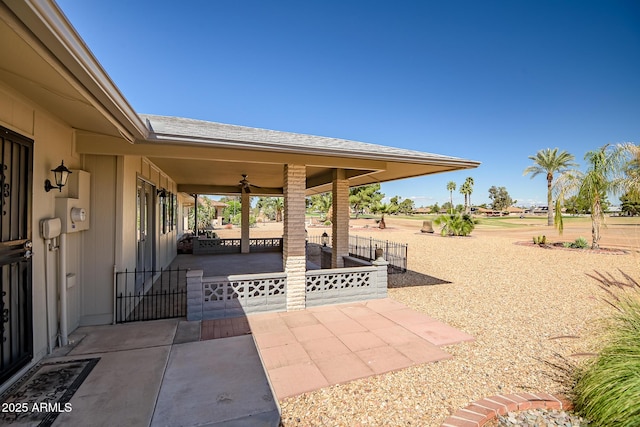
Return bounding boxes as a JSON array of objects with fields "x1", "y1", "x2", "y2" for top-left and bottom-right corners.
[{"x1": 122, "y1": 114, "x2": 479, "y2": 195}]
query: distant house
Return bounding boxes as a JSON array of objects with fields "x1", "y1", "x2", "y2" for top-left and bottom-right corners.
[
  {"x1": 475, "y1": 207, "x2": 504, "y2": 216},
  {"x1": 532, "y1": 206, "x2": 549, "y2": 215},
  {"x1": 413, "y1": 207, "x2": 432, "y2": 214},
  {"x1": 505, "y1": 206, "x2": 525, "y2": 215}
]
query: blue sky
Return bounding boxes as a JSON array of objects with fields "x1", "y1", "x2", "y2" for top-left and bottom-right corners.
[{"x1": 56, "y1": 0, "x2": 640, "y2": 207}]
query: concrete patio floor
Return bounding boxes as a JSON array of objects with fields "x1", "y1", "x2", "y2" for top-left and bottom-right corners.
[
  {"x1": 34, "y1": 298, "x2": 473, "y2": 426},
  {"x1": 171, "y1": 252, "x2": 285, "y2": 276},
  {"x1": 46, "y1": 319, "x2": 279, "y2": 427},
  {"x1": 204, "y1": 298, "x2": 474, "y2": 400}
]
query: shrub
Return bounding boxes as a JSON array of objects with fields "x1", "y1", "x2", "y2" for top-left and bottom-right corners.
[
  {"x1": 571, "y1": 237, "x2": 589, "y2": 249},
  {"x1": 230, "y1": 213, "x2": 257, "y2": 227},
  {"x1": 434, "y1": 213, "x2": 475, "y2": 236},
  {"x1": 533, "y1": 235, "x2": 547, "y2": 245},
  {"x1": 573, "y1": 273, "x2": 640, "y2": 425}
]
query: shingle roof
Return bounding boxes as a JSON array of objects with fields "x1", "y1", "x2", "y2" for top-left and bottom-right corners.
[{"x1": 140, "y1": 114, "x2": 479, "y2": 167}]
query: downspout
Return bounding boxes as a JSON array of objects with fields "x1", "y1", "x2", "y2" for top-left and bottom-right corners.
[
  {"x1": 112, "y1": 265, "x2": 117, "y2": 325},
  {"x1": 44, "y1": 238, "x2": 53, "y2": 354},
  {"x1": 59, "y1": 232, "x2": 68, "y2": 346}
]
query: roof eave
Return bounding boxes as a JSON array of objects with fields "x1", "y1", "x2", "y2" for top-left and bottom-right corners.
[
  {"x1": 4, "y1": 0, "x2": 148, "y2": 141},
  {"x1": 145, "y1": 132, "x2": 481, "y2": 170}
]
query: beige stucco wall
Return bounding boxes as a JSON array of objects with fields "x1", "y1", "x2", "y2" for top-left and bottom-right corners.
[
  {"x1": 0, "y1": 81, "x2": 180, "y2": 371},
  {"x1": 0, "y1": 82, "x2": 82, "y2": 361}
]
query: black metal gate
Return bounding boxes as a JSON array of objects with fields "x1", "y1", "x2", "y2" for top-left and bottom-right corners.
[
  {"x1": 115, "y1": 268, "x2": 187, "y2": 323},
  {"x1": 0, "y1": 127, "x2": 33, "y2": 385}
]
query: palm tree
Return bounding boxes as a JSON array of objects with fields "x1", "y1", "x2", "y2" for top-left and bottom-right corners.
[
  {"x1": 309, "y1": 193, "x2": 332, "y2": 221},
  {"x1": 622, "y1": 142, "x2": 640, "y2": 197},
  {"x1": 459, "y1": 183, "x2": 469, "y2": 213},
  {"x1": 434, "y1": 213, "x2": 475, "y2": 236},
  {"x1": 555, "y1": 144, "x2": 631, "y2": 248},
  {"x1": 372, "y1": 202, "x2": 397, "y2": 229},
  {"x1": 523, "y1": 148, "x2": 577, "y2": 226},
  {"x1": 446, "y1": 181, "x2": 456, "y2": 214},
  {"x1": 459, "y1": 177, "x2": 474, "y2": 214},
  {"x1": 579, "y1": 145, "x2": 629, "y2": 249}
]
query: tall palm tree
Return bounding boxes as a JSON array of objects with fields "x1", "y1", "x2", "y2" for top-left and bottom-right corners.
[
  {"x1": 523, "y1": 148, "x2": 577, "y2": 226},
  {"x1": 621, "y1": 142, "x2": 640, "y2": 197},
  {"x1": 555, "y1": 144, "x2": 631, "y2": 248},
  {"x1": 446, "y1": 181, "x2": 456, "y2": 214},
  {"x1": 579, "y1": 145, "x2": 628, "y2": 249},
  {"x1": 459, "y1": 176, "x2": 474, "y2": 213},
  {"x1": 459, "y1": 182, "x2": 469, "y2": 213}
]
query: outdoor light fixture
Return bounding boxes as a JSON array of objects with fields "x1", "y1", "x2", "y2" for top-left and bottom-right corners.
[
  {"x1": 321, "y1": 231, "x2": 329, "y2": 247},
  {"x1": 44, "y1": 160, "x2": 72, "y2": 192},
  {"x1": 157, "y1": 188, "x2": 167, "y2": 198}
]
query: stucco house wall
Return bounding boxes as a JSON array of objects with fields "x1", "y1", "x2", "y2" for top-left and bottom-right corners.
[
  {"x1": 1, "y1": 81, "x2": 180, "y2": 358},
  {"x1": 1, "y1": 81, "x2": 81, "y2": 360}
]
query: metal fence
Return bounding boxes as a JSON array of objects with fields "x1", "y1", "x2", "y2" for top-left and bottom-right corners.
[
  {"x1": 193, "y1": 237, "x2": 283, "y2": 254},
  {"x1": 308, "y1": 234, "x2": 407, "y2": 273},
  {"x1": 114, "y1": 267, "x2": 187, "y2": 323}
]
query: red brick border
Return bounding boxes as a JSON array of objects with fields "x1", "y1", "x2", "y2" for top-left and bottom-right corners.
[{"x1": 440, "y1": 393, "x2": 573, "y2": 427}]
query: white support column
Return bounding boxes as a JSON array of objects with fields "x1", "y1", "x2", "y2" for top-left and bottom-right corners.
[
  {"x1": 241, "y1": 191, "x2": 250, "y2": 253},
  {"x1": 283, "y1": 164, "x2": 307, "y2": 311},
  {"x1": 331, "y1": 168, "x2": 350, "y2": 268}
]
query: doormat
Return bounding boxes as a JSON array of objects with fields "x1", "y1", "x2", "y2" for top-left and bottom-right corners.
[{"x1": 0, "y1": 358, "x2": 100, "y2": 427}]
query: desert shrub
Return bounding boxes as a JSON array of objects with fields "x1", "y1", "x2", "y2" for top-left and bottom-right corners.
[
  {"x1": 571, "y1": 237, "x2": 589, "y2": 249},
  {"x1": 230, "y1": 213, "x2": 257, "y2": 227},
  {"x1": 573, "y1": 273, "x2": 640, "y2": 425},
  {"x1": 533, "y1": 235, "x2": 547, "y2": 245},
  {"x1": 434, "y1": 213, "x2": 475, "y2": 236}
]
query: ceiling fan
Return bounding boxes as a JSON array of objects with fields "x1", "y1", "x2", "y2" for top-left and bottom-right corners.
[{"x1": 238, "y1": 174, "x2": 261, "y2": 193}]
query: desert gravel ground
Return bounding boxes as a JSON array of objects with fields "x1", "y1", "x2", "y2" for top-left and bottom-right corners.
[{"x1": 266, "y1": 217, "x2": 640, "y2": 427}]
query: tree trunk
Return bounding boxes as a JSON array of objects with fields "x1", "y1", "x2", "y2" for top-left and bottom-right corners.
[
  {"x1": 547, "y1": 174, "x2": 553, "y2": 226},
  {"x1": 591, "y1": 199, "x2": 601, "y2": 249}
]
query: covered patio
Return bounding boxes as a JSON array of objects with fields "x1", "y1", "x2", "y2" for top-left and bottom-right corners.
[{"x1": 82, "y1": 114, "x2": 479, "y2": 319}]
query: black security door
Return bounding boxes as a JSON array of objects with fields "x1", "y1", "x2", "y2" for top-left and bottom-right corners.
[{"x1": 0, "y1": 127, "x2": 33, "y2": 385}]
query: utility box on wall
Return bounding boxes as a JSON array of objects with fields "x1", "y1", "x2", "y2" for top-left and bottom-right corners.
[{"x1": 55, "y1": 169, "x2": 90, "y2": 233}]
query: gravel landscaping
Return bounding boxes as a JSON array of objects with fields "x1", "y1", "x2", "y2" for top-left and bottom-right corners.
[{"x1": 273, "y1": 219, "x2": 640, "y2": 426}]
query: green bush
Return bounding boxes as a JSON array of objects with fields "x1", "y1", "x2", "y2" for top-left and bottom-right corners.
[
  {"x1": 230, "y1": 213, "x2": 257, "y2": 227},
  {"x1": 573, "y1": 275, "x2": 640, "y2": 425},
  {"x1": 571, "y1": 237, "x2": 589, "y2": 249},
  {"x1": 434, "y1": 213, "x2": 475, "y2": 236}
]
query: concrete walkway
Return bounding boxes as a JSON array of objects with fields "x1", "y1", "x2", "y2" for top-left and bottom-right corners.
[{"x1": 47, "y1": 319, "x2": 279, "y2": 427}]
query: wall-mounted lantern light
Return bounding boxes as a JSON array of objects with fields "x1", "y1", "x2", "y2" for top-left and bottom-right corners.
[
  {"x1": 157, "y1": 188, "x2": 167, "y2": 198},
  {"x1": 321, "y1": 231, "x2": 329, "y2": 247},
  {"x1": 44, "y1": 160, "x2": 72, "y2": 192}
]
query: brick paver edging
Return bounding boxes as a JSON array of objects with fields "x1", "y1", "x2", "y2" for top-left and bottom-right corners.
[{"x1": 440, "y1": 393, "x2": 573, "y2": 427}]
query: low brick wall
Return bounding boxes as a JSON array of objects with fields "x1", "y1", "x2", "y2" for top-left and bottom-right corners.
[
  {"x1": 342, "y1": 256, "x2": 372, "y2": 268},
  {"x1": 187, "y1": 259, "x2": 389, "y2": 319},
  {"x1": 305, "y1": 259, "x2": 388, "y2": 308},
  {"x1": 440, "y1": 393, "x2": 573, "y2": 427},
  {"x1": 187, "y1": 270, "x2": 287, "y2": 320}
]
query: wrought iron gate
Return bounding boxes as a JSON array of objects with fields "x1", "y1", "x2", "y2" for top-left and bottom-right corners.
[{"x1": 0, "y1": 127, "x2": 33, "y2": 385}]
